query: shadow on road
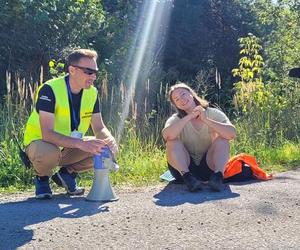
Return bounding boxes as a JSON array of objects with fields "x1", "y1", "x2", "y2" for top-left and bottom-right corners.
[
  {"x1": 0, "y1": 194, "x2": 110, "y2": 249},
  {"x1": 153, "y1": 183, "x2": 240, "y2": 206}
]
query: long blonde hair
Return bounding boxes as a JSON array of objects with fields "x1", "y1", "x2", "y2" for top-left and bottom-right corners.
[{"x1": 168, "y1": 82, "x2": 209, "y2": 118}]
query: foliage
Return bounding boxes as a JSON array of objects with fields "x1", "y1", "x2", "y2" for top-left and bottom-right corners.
[
  {"x1": 250, "y1": 0, "x2": 300, "y2": 80},
  {"x1": 0, "y1": 102, "x2": 33, "y2": 188},
  {"x1": 0, "y1": 0, "x2": 300, "y2": 190},
  {"x1": 48, "y1": 60, "x2": 65, "y2": 78},
  {"x1": 0, "y1": 0, "x2": 104, "y2": 89},
  {"x1": 95, "y1": 0, "x2": 140, "y2": 84},
  {"x1": 232, "y1": 34, "x2": 265, "y2": 112},
  {"x1": 232, "y1": 32, "x2": 300, "y2": 146},
  {"x1": 232, "y1": 34, "x2": 264, "y2": 85},
  {"x1": 0, "y1": 82, "x2": 299, "y2": 189},
  {"x1": 162, "y1": 0, "x2": 256, "y2": 106}
]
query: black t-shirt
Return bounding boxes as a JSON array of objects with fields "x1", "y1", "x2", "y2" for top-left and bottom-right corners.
[{"x1": 36, "y1": 80, "x2": 101, "y2": 131}]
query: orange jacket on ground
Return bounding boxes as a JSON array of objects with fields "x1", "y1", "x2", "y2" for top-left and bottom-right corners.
[{"x1": 224, "y1": 153, "x2": 273, "y2": 181}]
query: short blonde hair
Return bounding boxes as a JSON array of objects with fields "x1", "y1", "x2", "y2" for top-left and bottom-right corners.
[{"x1": 66, "y1": 49, "x2": 98, "y2": 70}]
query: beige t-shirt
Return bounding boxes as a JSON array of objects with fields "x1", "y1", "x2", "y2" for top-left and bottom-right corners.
[{"x1": 164, "y1": 107, "x2": 231, "y2": 165}]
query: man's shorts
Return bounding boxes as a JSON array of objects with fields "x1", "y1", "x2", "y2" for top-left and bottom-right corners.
[{"x1": 168, "y1": 153, "x2": 214, "y2": 182}]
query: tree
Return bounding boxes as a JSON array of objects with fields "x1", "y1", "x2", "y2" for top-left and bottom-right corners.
[
  {"x1": 250, "y1": 0, "x2": 300, "y2": 81},
  {"x1": 162, "y1": 0, "x2": 256, "y2": 106},
  {"x1": 0, "y1": 0, "x2": 104, "y2": 96}
]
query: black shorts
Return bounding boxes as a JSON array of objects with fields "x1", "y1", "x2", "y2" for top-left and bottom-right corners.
[{"x1": 168, "y1": 153, "x2": 214, "y2": 182}]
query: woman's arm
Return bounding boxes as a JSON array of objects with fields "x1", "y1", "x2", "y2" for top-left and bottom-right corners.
[
  {"x1": 162, "y1": 112, "x2": 197, "y2": 141},
  {"x1": 196, "y1": 107, "x2": 236, "y2": 140},
  {"x1": 204, "y1": 118, "x2": 236, "y2": 140}
]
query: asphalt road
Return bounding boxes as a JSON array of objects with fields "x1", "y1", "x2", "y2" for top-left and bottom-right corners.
[{"x1": 0, "y1": 169, "x2": 299, "y2": 250}]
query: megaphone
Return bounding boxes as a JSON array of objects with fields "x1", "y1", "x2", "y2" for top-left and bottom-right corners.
[{"x1": 86, "y1": 147, "x2": 119, "y2": 202}]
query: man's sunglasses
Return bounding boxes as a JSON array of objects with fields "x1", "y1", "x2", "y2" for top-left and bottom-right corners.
[{"x1": 71, "y1": 65, "x2": 98, "y2": 75}]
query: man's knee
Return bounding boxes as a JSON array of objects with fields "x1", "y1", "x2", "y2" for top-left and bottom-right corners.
[{"x1": 26, "y1": 140, "x2": 61, "y2": 175}]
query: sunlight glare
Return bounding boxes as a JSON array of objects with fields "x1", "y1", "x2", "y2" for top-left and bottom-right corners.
[{"x1": 116, "y1": 0, "x2": 173, "y2": 142}]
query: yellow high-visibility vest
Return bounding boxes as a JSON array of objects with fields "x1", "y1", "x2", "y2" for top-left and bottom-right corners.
[{"x1": 23, "y1": 75, "x2": 97, "y2": 146}]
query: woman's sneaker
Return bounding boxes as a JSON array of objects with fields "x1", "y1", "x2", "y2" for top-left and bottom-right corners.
[
  {"x1": 182, "y1": 172, "x2": 203, "y2": 192},
  {"x1": 52, "y1": 168, "x2": 85, "y2": 195},
  {"x1": 35, "y1": 176, "x2": 52, "y2": 199},
  {"x1": 208, "y1": 172, "x2": 224, "y2": 192}
]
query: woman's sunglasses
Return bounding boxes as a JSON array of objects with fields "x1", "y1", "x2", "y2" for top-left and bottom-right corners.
[{"x1": 71, "y1": 65, "x2": 98, "y2": 75}]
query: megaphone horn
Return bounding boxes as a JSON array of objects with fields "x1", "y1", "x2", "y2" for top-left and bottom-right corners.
[
  {"x1": 86, "y1": 168, "x2": 118, "y2": 202},
  {"x1": 86, "y1": 147, "x2": 119, "y2": 202}
]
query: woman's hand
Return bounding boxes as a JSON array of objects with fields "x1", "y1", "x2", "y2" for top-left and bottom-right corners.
[{"x1": 192, "y1": 105, "x2": 207, "y2": 121}]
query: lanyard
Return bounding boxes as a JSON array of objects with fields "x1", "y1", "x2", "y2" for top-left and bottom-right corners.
[{"x1": 65, "y1": 77, "x2": 80, "y2": 130}]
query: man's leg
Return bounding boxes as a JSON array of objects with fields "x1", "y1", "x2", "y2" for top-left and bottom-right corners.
[
  {"x1": 59, "y1": 147, "x2": 94, "y2": 172},
  {"x1": 26, "y1": 140, "x2": 61, "y2": 199},
  {"x1": 166, "y1": 140, "x2": 203, "y2": 192},
  {"x1": 206, "y1": 137, "x2": 230, "y2": 191},
  {"x1": 51, "y1": 148, "x2": 93, "y2": 195}
]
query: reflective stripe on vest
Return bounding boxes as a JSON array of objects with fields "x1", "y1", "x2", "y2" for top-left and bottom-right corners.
[{"x1": 23, "y1": 75, "x2": 97, "y2": 146}]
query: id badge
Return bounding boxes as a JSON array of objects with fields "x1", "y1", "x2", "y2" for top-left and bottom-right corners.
[{"x1": 70, "y1": 130, "x2": 83, "y2": 139}]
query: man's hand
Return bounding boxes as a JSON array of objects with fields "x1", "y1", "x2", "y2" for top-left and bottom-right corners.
[
  {"x1": 77, "y1": 138, "x2": 107, "y2": 154},
  {"x1": 103, "y1": 136, "x2": 119, "y2": 156}
]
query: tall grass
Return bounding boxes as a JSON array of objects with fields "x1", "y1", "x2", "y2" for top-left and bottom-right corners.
[
  {"x1": 0, "y1": 72, "x2": 299, "y2": 190},
  {"x1": 0, "y1": 100, "x2": 34, "y2": 190}
]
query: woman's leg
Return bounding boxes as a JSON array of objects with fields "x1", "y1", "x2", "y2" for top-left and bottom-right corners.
[
  {"x1": 206, "y1": 137, "x2": 230, "y2": 191},
  {"x1": 206, "y1": 137, "x2": 230, "y2": 174},
  {"x1": 166, "y1": 139, "x2": 190, "y2": 174},
  {"x1": 166, "y1": 139, "x2": 203, "y2": 192}
]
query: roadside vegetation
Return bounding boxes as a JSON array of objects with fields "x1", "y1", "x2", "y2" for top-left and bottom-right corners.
[{"x1": 0, "y1": 0, "x2": 299, "y2": 191}]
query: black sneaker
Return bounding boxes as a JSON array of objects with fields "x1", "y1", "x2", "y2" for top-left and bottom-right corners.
[
  {"x1": 52, "y1": 167, "x2": 85, "y2": 195},
  {"x1": 35, "y1": 176, "x2": 52, "y2": 199},
  {"x1": 208, "y1": 172, "x2": 224, "y2": 192},
  {"x1": 182, "y1": 172, "x2": 203, "y2": 192}
]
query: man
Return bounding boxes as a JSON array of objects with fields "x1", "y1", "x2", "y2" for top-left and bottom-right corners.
[{"x1": 23, "y1": 49, "x2": 118, "y2": 199}]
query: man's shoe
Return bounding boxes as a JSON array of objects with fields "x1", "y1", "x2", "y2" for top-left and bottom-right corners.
[
  {"x1": 35, "y1": 176, "x2": 52, "y2": 199},
  {"x1": 52, "y1": 168, "x2": 85, "y2": 195},
  {"x1": 208, "y1": 172, "x2": 224, "y2": 192},
  {"x1": 182, "y1": 172, "x2": 203, "y2": 192}
]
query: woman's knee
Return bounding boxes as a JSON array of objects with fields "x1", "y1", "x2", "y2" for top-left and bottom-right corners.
[
  {"x1": 166, "y1": 139, "x2": 190, "y2": 164},
  {"x1": 212, "y1": 137, "x2": 230, "y2": 149},
  {"x1": 166, "y1": 139, "x2": 187, "y2": 156},
  {"x1": 207, "y1": 137, "x2": 230, "y2": 163},
  {"x1": 166, "y1": 139, "x2": 183, "y2": 150},
  {"x1": 165, "y1": 139, "x2": 178, "y2": 147}
]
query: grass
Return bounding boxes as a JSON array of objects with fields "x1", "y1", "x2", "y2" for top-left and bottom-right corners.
[
  {"x1": 1, "y1": 126, "x2": 299, "y2": 193},
  {"x1": 0, "y1": 79, "x2": 299, "y2": 191}
]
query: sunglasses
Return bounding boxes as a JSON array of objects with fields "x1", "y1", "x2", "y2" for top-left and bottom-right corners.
[{"x1": 71, "y1": 65, "x2": 98, "y2": 75}]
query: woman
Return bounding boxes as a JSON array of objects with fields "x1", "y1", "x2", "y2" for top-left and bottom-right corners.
[{"x1": 162, "y1": 83, "x2": 236, "y2": 192}]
